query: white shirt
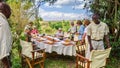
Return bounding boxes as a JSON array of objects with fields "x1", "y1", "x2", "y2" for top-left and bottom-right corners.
[
  {"x1": 87, "y1": 21, "x2": 109, "y2": 40},
  {"x1": 56, "y1": 31, "x2": 64, "y2": 37},
  {"x1": 0, "y1": 13, "x2": 12, "y2": 60},
  {"x1": 84, "y1": 27, "x2": 88, "y2": 42},
  {"x1": 68, "y1": 26, "x2": 77, "y2": 33}
]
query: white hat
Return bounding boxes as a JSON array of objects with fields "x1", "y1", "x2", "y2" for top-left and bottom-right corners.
[{"x1": 58, "y1": 28, "x2": 62, "y2": 30}]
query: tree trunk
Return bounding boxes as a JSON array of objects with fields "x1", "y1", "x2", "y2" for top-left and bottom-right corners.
[{"x1": 115, "y1": 22, "x2": 120, "y2": 41}]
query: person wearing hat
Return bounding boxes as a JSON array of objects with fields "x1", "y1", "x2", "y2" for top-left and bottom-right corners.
[
  {"x1": 86, "y1": 13, "x2": 111, "y2": 59},
  {"x1": 55, "y1": 28, "x2": 64, "y2": 40}
]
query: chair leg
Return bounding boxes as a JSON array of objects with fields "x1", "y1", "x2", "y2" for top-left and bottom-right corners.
[
  {"x1": 25, "y1": 58, "x2": 33, "y2": 68},
  {"x1": 21, "y1": 57, "x2": 26, "y2": 68},
  {"x1": 40, "y1": 62, "x2": 44, "y2": 68},
  {"x1": 76, "y1": 56, "x2": 79, "y2": 68}
]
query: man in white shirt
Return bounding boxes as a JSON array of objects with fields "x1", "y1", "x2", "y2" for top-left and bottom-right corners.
[
  {"x1": 0, "y1": 2, "x2": 12, "y2": 68},
  {"x1": 86, "y1": 14, "x2": 111, "y2": 59}
]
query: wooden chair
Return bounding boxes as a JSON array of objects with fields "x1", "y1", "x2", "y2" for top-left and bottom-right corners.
[
  {"x1": 20, "y1": 40, "x2": 46, "y2": 68},
  {"x1": 76, "y1": 44, "x2": 86, "y2": 56},
  {"x1": 76, "y1": 48, "x2": 111, "y2": 68}
]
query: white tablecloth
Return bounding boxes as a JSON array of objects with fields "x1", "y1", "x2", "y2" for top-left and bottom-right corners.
[{"x1": 34, "y1": 40, "x2": 76, "y2": 56}]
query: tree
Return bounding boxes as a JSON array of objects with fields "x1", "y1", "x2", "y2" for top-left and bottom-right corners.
[{"x1": 85, "y1": 0, "x2": 120, "y2": 41}]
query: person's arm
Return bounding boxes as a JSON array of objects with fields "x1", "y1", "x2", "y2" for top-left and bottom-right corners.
[
  {"x1": 88, "y1": 35, "x2": 93, "y2": 51},
  {"x1": 105, "y1": 35, "x2": 111, "y2": 48},
  {"x1": 68, "y1": 28, "x2": 71, "y2": 33},
  {"x1": 81, "y1": 33, "x2": 86, "y2": 44},
  {"x1": 86, "y1": 25, "x2": 93, "y2": 51},
  {"x1": 104, "y1": 24, "x2": 111, "y2": 48}
]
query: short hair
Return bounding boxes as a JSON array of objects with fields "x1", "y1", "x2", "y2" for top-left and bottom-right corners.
[
  {"x1": 92, "y1": 13, "x2": 100, "y2": 19},
  {"x1": 77, "y1": 20, "x2": 82, "y2": 25},
  {"x1": 0, "y1": 2, "x2": 11, "y2": 18},
  {"x1": 84, "y1": 19, "x2": 90, "y2": 25},
  {"x1": 70, "y1": 21, "x2": 74, "y2": 25},
  {"x1": 29, "y1": 22, "x2": 33, "y2": 25}
]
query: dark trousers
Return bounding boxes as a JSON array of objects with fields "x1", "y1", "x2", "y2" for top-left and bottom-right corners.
[{"x1": 2, "y1": 55, "x2": 11, "y2": 68}]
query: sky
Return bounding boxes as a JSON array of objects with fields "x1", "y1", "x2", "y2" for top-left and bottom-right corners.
[{"x1": 37, "y1": 0, "x2": 92, "y2": 21}]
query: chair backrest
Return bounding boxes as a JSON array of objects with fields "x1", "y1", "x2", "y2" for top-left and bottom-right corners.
[
  {"x1": 20, "y1": 39, "x2": 33, "y2": 58},
  {"x1": 90, "y1": 48, "x2": 111, "y2": 68}
]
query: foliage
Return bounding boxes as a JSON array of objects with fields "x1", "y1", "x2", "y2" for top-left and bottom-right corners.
[
  {"x1": 110, "y1": 36, "x2": 120, "y2": 58},
  {"x1": 6, "y1": 0, "x2": 34, "y2": 68},
  {"x1": 88, "y1": 0, "x2": 120, "y2": 41},
  {"x1": 2, "y1": 0, "x2": 119, "y2": 68},
  {"x1": 48, "y1": 21, "x2": 70, "y2": 32}
]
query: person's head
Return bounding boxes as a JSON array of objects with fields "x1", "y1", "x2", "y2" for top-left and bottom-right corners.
[
  {"x1": 76, "y1": 20, "x2": 82, "y2": 26},
  {"x1": 29, "y1": 22, "x2": 33, "y2": 26},
  {"x1": 70, "y1": 21, "x2": 74, "y2": 26},
  {"x1": 58, "y1": 28, "x2": 62, "y2": 32},
  {"x1": 0, "y1": 2, "x2": 11, "y2": 19},
  {"x1": 92, "y1": 13, "x2": 100, "y2": 24},
  {"x1": 84, "y1": 19, "x2": 90, "y2": 26}
]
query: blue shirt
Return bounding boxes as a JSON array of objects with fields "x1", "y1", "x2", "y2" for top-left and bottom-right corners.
[{"x1": 78, "y1": 25, "x2": 85, "y2": 40}]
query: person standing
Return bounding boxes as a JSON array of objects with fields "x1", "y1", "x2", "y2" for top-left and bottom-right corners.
[
  {"x1": 86, "y1": 14, "x2": 111, "y2": 59},
  {"x1": 81, "y1": 19, "x2": 91, "y2": 44},
  {"x1": 0, "y1": 2, "x2": 12, "y2": 68},
  {"x1": 68, "y1": 21, "x2": 77, "y2": 40},
  {"x1": 76, "y1": 20, "x2": 85, "y2": 45}
]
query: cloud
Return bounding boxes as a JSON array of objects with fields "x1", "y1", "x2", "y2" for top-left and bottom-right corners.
[
  {"x1": 38, "y1": 8, "x2": 89, "y2": 21},
  {"x1": 54, "y1": 0, "x2": 74, "y2": 5},
  {"x1": 44, "y1": 0, "x2": 85, "y2": 9},
  {"x1": 72, "y1": 3, "x2": 85, "y2": 9},
  {"x1": 44, "y1": 2, "x2": 62, "y2": 8}
]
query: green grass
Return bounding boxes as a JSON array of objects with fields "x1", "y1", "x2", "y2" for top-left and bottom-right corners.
[
  {"x1": 11, "y1": 49, "x2": 120, "y2": 68},
  {"x1": 21, "y1": 54, "x2": 120, "y2": 68},
  {"x1": 106, "y1": 58, "x2": 120, "y2": 68},
  {"x1": 44, "y1": 53, "x2": 75, "y2": 68}
]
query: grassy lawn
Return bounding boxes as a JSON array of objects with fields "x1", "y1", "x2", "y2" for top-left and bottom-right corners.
[
  {"x1": 11, "y1": 50, "x2": 120, "y2": 68},
  {"x1": 35, "y1": 53, "x2": 120, "y2": 68},
  {"x1": 11, "y1": 52, "x2": 120, "y2": 68},
  {"x1": 44, "y1": 55, "x2": 76, "y2": 68}
]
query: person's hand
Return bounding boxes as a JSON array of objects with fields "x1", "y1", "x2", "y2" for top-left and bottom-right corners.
[
  {"x1": 80, "y1": 41, "x2": 83, "y2": 45},
  {"x1": 80, "y1": 41, "x2": 84, "y2": 45},
  {"x1": 90, "y1": 45, "x2": 93, "y2": 51},
  {"x1": 75, "y1": 32, "x2": 79, "y2": 35},
  {"x1": 107, "y1": 44, "x2": 111, "y2": 48}
]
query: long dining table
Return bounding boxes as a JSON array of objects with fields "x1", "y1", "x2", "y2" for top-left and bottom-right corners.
[{"x1": 31, "y1": 36, "x2": 76, "y2": 56}]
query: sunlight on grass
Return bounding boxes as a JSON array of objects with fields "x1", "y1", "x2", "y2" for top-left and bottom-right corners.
[{"x1": 45, "y1": 58, "x2": 75, "y2": 68}]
